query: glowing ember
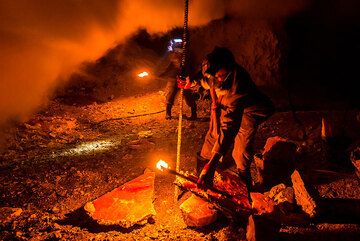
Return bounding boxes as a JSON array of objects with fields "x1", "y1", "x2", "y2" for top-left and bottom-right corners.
[
  {"x1": 156, "y1": 160, "x2": 169, "y2": 171},
  {"x1": 137, "y1": 71, "x2": 149, "y2": 78}
]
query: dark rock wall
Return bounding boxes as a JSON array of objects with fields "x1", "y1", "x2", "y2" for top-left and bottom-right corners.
[
  {"x1": 188, "y1": 0, "x2": 360, "y2": 109},
  {"x1": 283, "y1": 0, "x2": 360, "y2": 109},
  {"x1": 189, "y1": 18, "x2": 282, "y2": 88}
]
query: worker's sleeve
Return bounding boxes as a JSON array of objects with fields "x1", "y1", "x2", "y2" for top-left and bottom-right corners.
[
  {"x1": 211, "y1": 95, "x2": 244, "y2": 155},
  {"x1": 189, "y1": 71, "x2": 211, "y2": 90}
]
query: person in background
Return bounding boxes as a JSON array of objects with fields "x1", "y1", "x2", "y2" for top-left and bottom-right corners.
[{"x1": 162, "y1": 39, "x2": 197, "y2": 120}]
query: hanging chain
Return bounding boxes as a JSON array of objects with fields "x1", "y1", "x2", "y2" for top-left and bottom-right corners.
[{"x1": 175, "y1": 0, "x2": 189, "y2": 200}]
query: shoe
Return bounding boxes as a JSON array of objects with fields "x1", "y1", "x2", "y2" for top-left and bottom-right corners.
[
  {"x1": 188, "y1": 106, "x2": 197, "y2": 121},
  {"x1": 186, "y1": 114, "x2": 197, "y2": 121}
]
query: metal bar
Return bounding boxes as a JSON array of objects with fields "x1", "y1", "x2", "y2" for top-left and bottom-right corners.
[
  {"x1": 175, "y1": 0, "x2": 189, "y2": 201},
  {"x1": 163, "y1": 167, "x2": 232, "y2": 199}
]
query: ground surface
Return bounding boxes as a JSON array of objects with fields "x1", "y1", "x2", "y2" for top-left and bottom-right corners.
[{"x1": 1, "y1": 90, "x2": 360, "y2": 240}]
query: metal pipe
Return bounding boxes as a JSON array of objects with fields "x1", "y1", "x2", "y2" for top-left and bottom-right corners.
[{"x1": 160, "y1": 167, "x2": 232, "y2": 199}]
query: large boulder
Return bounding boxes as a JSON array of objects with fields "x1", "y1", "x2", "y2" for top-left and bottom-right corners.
[
  {"x1": 255, "y1": 136, "x2": 297, "y2": 189},
  {"x1": 180, "y1": 194, "x2": 218, "y2": 227},
  {"x1": 291, "y1": 170, "x2": 318, "y2": 218},
  {"x1": 246, "y1": 214, "x2": 280, "y2": 241},
  {"x1": 84, "y1": 170, "x2": 156, "y2": 228}
]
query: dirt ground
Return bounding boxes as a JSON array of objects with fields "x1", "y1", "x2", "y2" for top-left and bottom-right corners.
[{"x1": 1, "y1": 90, "x2": 360, "y2": 241}]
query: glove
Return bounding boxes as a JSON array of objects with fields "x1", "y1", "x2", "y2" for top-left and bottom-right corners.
[
  {"x1": 197, "y1": 152, "x2": 221, "y2": 188},
  {"x1": 177, "y1": 76, "x2": 192, "y2": 89}
]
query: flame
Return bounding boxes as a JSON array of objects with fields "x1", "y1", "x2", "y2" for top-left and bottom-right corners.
[
  {"x1": 137, "y1": 71, "x2": 149, "y2": 78},
  {"x1": 156, "y1": 160, "x2": 169, "y2": 171}
]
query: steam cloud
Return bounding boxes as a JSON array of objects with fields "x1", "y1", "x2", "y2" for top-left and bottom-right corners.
[{"x1": 0, "y1": 0, "x2": 309, "y2": 126}]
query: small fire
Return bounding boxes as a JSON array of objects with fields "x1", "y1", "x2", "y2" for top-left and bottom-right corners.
[
  {"x1": 156, "y1": 160, "x2": 169, "y2": 171},
  {"x1": 137, "y1": 71, "x2": 149, "y2": 78}
]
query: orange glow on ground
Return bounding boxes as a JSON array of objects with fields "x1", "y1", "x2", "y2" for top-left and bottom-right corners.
[{"x1": 156, "y1": 160, "x2": 169, "y2": 171}]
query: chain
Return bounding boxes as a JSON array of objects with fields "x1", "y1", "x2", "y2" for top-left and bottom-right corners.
[{"x1": 175, "y1": 0, "x2": 189, "y2": 200}]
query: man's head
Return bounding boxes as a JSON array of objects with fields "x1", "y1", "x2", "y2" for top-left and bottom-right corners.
[
  {"x1": 168, "y1": 38, "x2": 183, "y2": 68},
  {"x1": 205, "y1": 47, "x2": 236, "y2": 76},
  {"x1": 203, "y1": 47, "x2": 236, "y2": 89}
]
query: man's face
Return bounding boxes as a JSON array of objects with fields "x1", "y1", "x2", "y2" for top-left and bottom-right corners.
[{"x1": 215, "y1": 68, "x2": 229, "y2": 82}]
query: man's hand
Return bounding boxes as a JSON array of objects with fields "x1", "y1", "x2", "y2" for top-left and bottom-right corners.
[
  {"x1": 197, "y1": 153, "x2": 221, "y2": 189},
  {"x1": 177, "y1": 76, "x2": 191, "y2": 89}
]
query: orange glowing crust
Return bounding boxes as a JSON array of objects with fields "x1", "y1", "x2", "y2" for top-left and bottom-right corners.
[
  {"x1": 177, "y1": 170, "x2": 252, "y2": 213},
  {"x1": 86, "y1": 172, "x2": 156, "y2": 227}
]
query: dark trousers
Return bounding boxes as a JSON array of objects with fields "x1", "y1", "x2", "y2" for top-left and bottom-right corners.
[
  {"x1": 200, "y1": 108, "x2": 273, "y2": 171},
  {"x1": 165, "y1": 80, "x2": 196, "y2": 108}
]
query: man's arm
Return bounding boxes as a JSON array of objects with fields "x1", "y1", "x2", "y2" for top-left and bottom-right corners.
[
  {"x1": 212, "y1": 95, "x2": 244, "y2": 155},
  {"x1": 197, "y1": 95, "x2": 244, "y2": 188}
]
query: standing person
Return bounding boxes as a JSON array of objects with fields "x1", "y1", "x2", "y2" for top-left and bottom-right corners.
[
  {"x1": 180, "y1": 47, "x2": 275, "y2": 190},
  {"x1": 162, "y1": 40, "x2": 197, "y2": 120}
]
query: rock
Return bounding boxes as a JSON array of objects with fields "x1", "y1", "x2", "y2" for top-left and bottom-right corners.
[
  {"x1": 84, "y1": 170, "x2": 156, "y2": 228},
  {"x1": 138, "y1": 130, "x2": 153, "y2": 138},
  {"x1": 53, "y1": 223, "x2": 61, "y2": 230},
  {"x1": 51, "y1": 206, "x2": 60, "y2": 214},
  {"x1": 250, "y1": 193, "x2": 276, "y2": 215},
  {"x1": 147, "y1": 216, "x2": 156, "y2": 224},
  {"x1": 267, "y1": 183, "x2": 286, "y2": 199},
  {"x1": 0, "y1": 207, "x2": 23, "y2": 223},
  {"x1": 273, "y1": 187, "x2": 295, "y2": 213},
  {"x1": 255, "y1": 136, "x2": 297, "y2": 189},
  {"x1": 274, "y1": 187, "x2": 294, "y2": 204},
  {"x1": 55, "y1": 176, "x2": 61, "y2": 183},
  {"x1": 291, "y1": 170, "x2": 318, "y2": 218},
  {"x1": 53, "y1": 231, "x2": 62, "y2": 239},
  {"x1": 175, "y1": 170, "x2": 251, "y2": 220},
  {"x1": 15, "y1": 231, "x2": 23, "y2": 238},
  {"x1": 246, "y1": 215, "x2": 280, "y2": 241},
  {"x1": 180, "y1": 194, "x2": 218, "y2": 227},
  {"x1": 321, "y1": 117, "x2": 334, "y2": 140},
  {"x1": 352, "y1": 159, "x2": 360, "y2": 178},
  {"x1": 149, "y1": 231, "x2": 159, "y2": 239},
  {"x1": 262, "y1": 136, "x2": 297, "y2": 161},
  {"x1": 254, "y1": 154, "x2": 264, "y2": 186},
  {"x1": 350, "y1": 146, "x2": 360, "y2": 178}
]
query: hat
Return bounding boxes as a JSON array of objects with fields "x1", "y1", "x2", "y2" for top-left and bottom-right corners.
[{"x1": 205, "y1": 47, "x2": 235, "y2": 75}]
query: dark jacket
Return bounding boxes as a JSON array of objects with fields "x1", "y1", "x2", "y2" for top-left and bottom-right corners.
[{"x1": 208, "y1": 64, "x2": 274, "y2": 155}]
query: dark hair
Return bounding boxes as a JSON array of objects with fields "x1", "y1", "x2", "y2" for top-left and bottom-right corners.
[{"x1": 205, "y1": 47, "x2": 236, "y2": 75}]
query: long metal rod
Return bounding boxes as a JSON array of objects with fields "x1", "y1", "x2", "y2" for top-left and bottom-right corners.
[
  {"x1": 164, "y1": 167, "x2": 232, "y2": 199},
  {"x1": 175, "y1": 0, "x2": 189, "y2": 200}
]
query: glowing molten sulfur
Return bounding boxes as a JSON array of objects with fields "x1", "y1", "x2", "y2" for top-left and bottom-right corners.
[
  {"x1": 137, "y1": 71, "x2": 149, "y2": 78},
  {"x1": 156, "y1": 160, "x2": 169, "y2": 171}
]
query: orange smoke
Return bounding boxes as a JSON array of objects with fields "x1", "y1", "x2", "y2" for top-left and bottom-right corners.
[{"x1": 0, "y1": 0, "x2": 310, "y2": 126}]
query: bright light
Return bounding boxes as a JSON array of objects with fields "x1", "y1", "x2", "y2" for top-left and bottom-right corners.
[
  {"x1": 56, "y1": 139, "x2": 121, "y2": 157},
  {"x1": 137, "y1": 71, "x2": 149, "y2": 78},
  {"x1": 173, "y1": 39, "x2": 182, "y2": 43},
  {"x1": 156, "y1": 160, "x2": 169, "y2": 171}
]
